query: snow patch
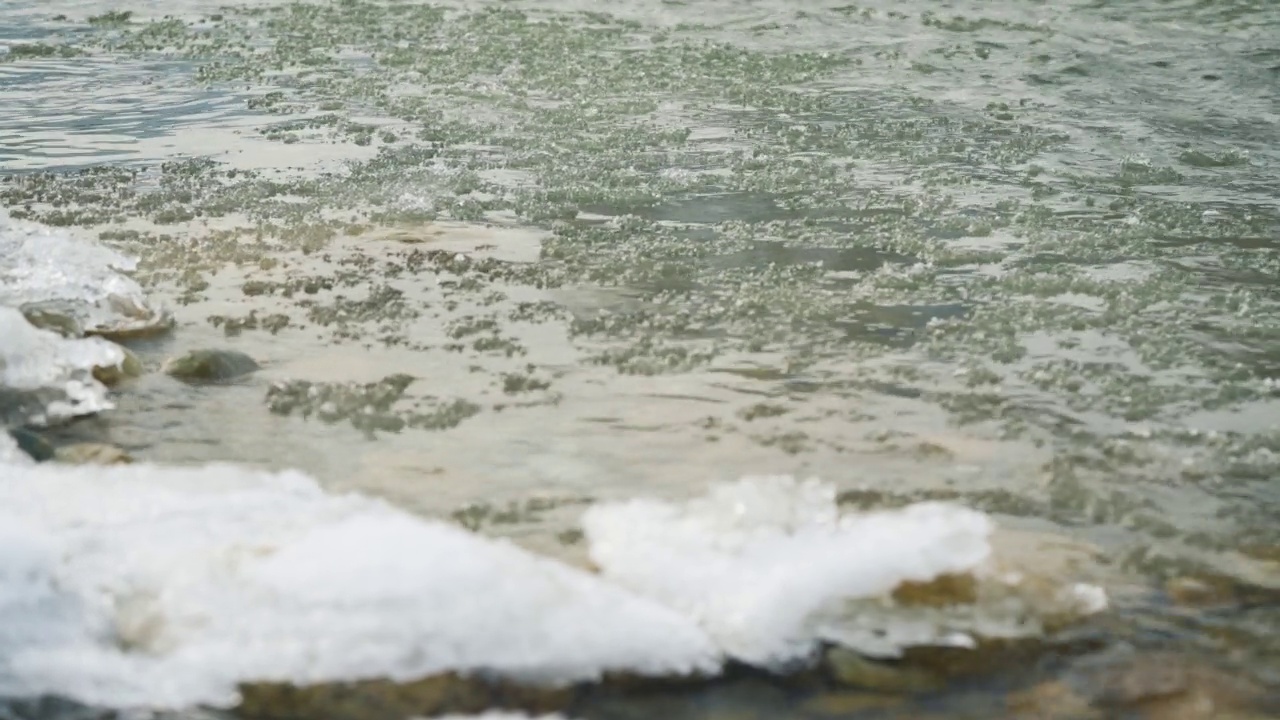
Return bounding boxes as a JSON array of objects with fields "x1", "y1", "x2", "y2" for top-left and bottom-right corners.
[
  {"x1": 0, "y1": 463, "x2": 718, "y2": 709},
  {"x1": 0, "y1": 307, "x2": 122, "y2": 426},
  {"x1": 583, "y1": 476, "x2": 994, "y2": 663}
]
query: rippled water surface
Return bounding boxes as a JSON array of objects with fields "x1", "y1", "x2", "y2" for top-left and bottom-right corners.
[{"x1": 2, "y1": 0, "x2": 1279, "y2": 716}]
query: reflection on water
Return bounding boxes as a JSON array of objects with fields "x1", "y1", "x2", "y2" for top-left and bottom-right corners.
[{"x1": 0, "y1": 57, "x2": 247, "y2": 170}]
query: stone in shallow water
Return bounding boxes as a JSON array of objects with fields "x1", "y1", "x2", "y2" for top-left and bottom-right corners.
[
  {"x1": 163, "y1": 349, "x2": 260, "y2": 382},
  {"x1": 237, "y1": 673, "x2": 574, "y2": 720},
  {"x1": 53, "y1": 443, "x2": 132, "y2": 466},
  {"x1": 87, "y1": 304, "x2": 174, "y2": 342},
  {"x1": 1085, "y1": 652, "x2": 1275, "y2": 720},
  {"x1": 800, "y1": 691, "x2": 904, "y2": 717},
  {"x1": 91, "y1": 345, "x2": 143, "y2": 387},
  {"x1": 20, "y1": 301, "x2": 85, "y2": 338},
  {"x1": 7, "y1": 427, "x2": 54, "y2": 462},
  {"x1": 823, "y1": 649, "x2": 942, "y2": 693},
  {"x1": 1005, "y1": 680, "x2": 1096, "y2": 720}
]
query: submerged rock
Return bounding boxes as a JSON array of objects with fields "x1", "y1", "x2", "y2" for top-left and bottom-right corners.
[
  {"x1": 1005, "y1": 680, "x2": 1096, "y2": 720},
  {"x1": 92, "y1": 345, "x2": 143, "y2": 386},
  {"x1": 7, "y1": 427, "x2": 54, "y2": 462},
  {"x1": 1164, "y1": 567, "x2": 1280, "y2": 610},
  {"x1": 86, "y1": 296, "x2": 174, "y2": 341},
  {"x1": 163, "y1": 349, "x2": 260, "y2": 382},
  {"x1": 800, "y1": 691, "x2": 904, "y2": 717},
  {"x1": 265, "y1": 374, "x2": 481, "y2": 436},
  {"x1": 54, "y1": 443, "x2": 132, "y2": 466},
  {"x1": 20, "y1": 297, "x2": 169, "y2": 343},
  {"x1": 823, "y1": 649, "x2": 942, "y2": 693},
  {"x1": 1086, "y1": 652, "x2": 1274, "y2": 720},
  {"x1": 20, "y1": 300, "x2": 85, "y2": 338},
  {"x1": 238, "y1": 674, "x2": 574, "y2": 720}
]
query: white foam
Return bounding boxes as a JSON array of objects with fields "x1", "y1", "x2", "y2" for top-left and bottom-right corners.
[
  {"x1": 582, "y1": 476, "x2": 995, "y2": 664},
  {"x1": 0, "y1": 209, "x2": 164, "y2": 337},
  {"x1": 0, "y1": 461, "x2": 718, "y2": 709},
  {"x1": 0, "y1": 307, "x2": 122, "y2": 426}
]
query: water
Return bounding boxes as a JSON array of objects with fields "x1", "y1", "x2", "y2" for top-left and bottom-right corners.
[{"x1": 1, "y1": 0, "x2": 1278, "y2": 717}]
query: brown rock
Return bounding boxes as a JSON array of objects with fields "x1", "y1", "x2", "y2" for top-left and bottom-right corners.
[
  {"x1": 825, "y1": 648, "x2": 943, "y2": 693},
  {"x1": 1239, "y1": 545, "x2": 1280, "y2": 563},
  {"x1": 92, "y1": 345, "x2": 143, "y2": 386},
  {"x1": 237, "y1": 674, "x2": 574, "y2": 720},
  {"x1": 21, "y1": 303, "x2": 83, "y2": 337},
  {"x1": 53, "y1": 443, "x2": 132, "y2": 465},
  {"x1": 1005, "y1": 680, "x2": 1098, "y2": 720},
  {"x1": 1090, "y1": 653, "x2": 1270, "y2": 720},
  {"x1": 892, "y1": 572, "x2": 978, "y2": 607},
  {"x1": 1164, "y1": 576, "x2": 1236, "y2": 609},
  {"x1": 1164, "y1": 571, "x2": 1280, "y2": 610},
  {"x1": 802, "y1": 691, "x2": 904, "y2": 716}
]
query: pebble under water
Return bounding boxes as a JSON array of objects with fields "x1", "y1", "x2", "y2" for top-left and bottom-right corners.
[{"x1": 1, "y1": 0, "x2": 1279, "y2": 718}]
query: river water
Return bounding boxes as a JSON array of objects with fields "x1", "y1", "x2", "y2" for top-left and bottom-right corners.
[{"x1": 1, "y1": 0, "x2": 1278, "y2": 717}]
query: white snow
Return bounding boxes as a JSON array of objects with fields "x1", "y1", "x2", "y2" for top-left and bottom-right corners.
[
  {"x1": 0, "y1": 462, "x2": 718, "y2": 709},
  {"x1": 582, "y1": 476, "x2": 995, "y2": 664},
  {"x1": 0, "y1": 307, "x2": 123, "y2": 425},
  {"x1": 0, "y1": 459, "x2": 1108, "y2": 711}
]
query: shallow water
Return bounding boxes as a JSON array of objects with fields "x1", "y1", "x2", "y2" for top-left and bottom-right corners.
[{"x1": 2, "y1": 0, "x2": 1279, "y2": 715}]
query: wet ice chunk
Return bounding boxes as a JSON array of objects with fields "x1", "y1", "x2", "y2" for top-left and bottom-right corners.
[
  {"x1": 0, "y1": 462, "x2": 718, "y2": 709},
  {"x1": 0, "y1": 210, "x2": 166, "y2": 337},
  {"x1": 0, "y1": 307, "x2": 122, "y2": 426},
  {"x1": 582, "y1": 476, "x2": 995, "y2": 665}
]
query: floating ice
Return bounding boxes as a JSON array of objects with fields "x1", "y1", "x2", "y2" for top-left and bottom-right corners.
[
  {"x1": 582, "y1": 477, "x2": 999, "y2": 664},
  {"x1": 0, "y1": 307, "x2": 122, "y2": 427},
  {"x1": 0, "y1": 461, "x2": 718, "y2": 709},
  {"x1": 0, "y1": 209, "x2": 167, "y2": 338}
]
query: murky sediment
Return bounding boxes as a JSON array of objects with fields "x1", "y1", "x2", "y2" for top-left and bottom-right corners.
[{"x1": 2, "y1": 0, "x2": 1279, "y2": 717}]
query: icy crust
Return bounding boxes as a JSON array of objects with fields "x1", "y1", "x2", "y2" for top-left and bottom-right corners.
[
  {"x1": 585, "y1": 478, "x2": 1107, "y2": 661},
  {"x1": 583, "y1": 477, "x2": 996, "y2": 664},
  {"x1": 0, "y1": 307, "x2": 122, "y2": 426},
  {"x1": 812, "y1": 559, "x2": 1110, "y2": 658},
  {"x1": 0, "y1": 462, "x2": 719, "y2": 709},
  {"x1": 0, "y1": 465, "x2": 1105, "y2": 711},
  {"x1": 0, "y1": 209, "x2": 167, "y2": 338}
]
